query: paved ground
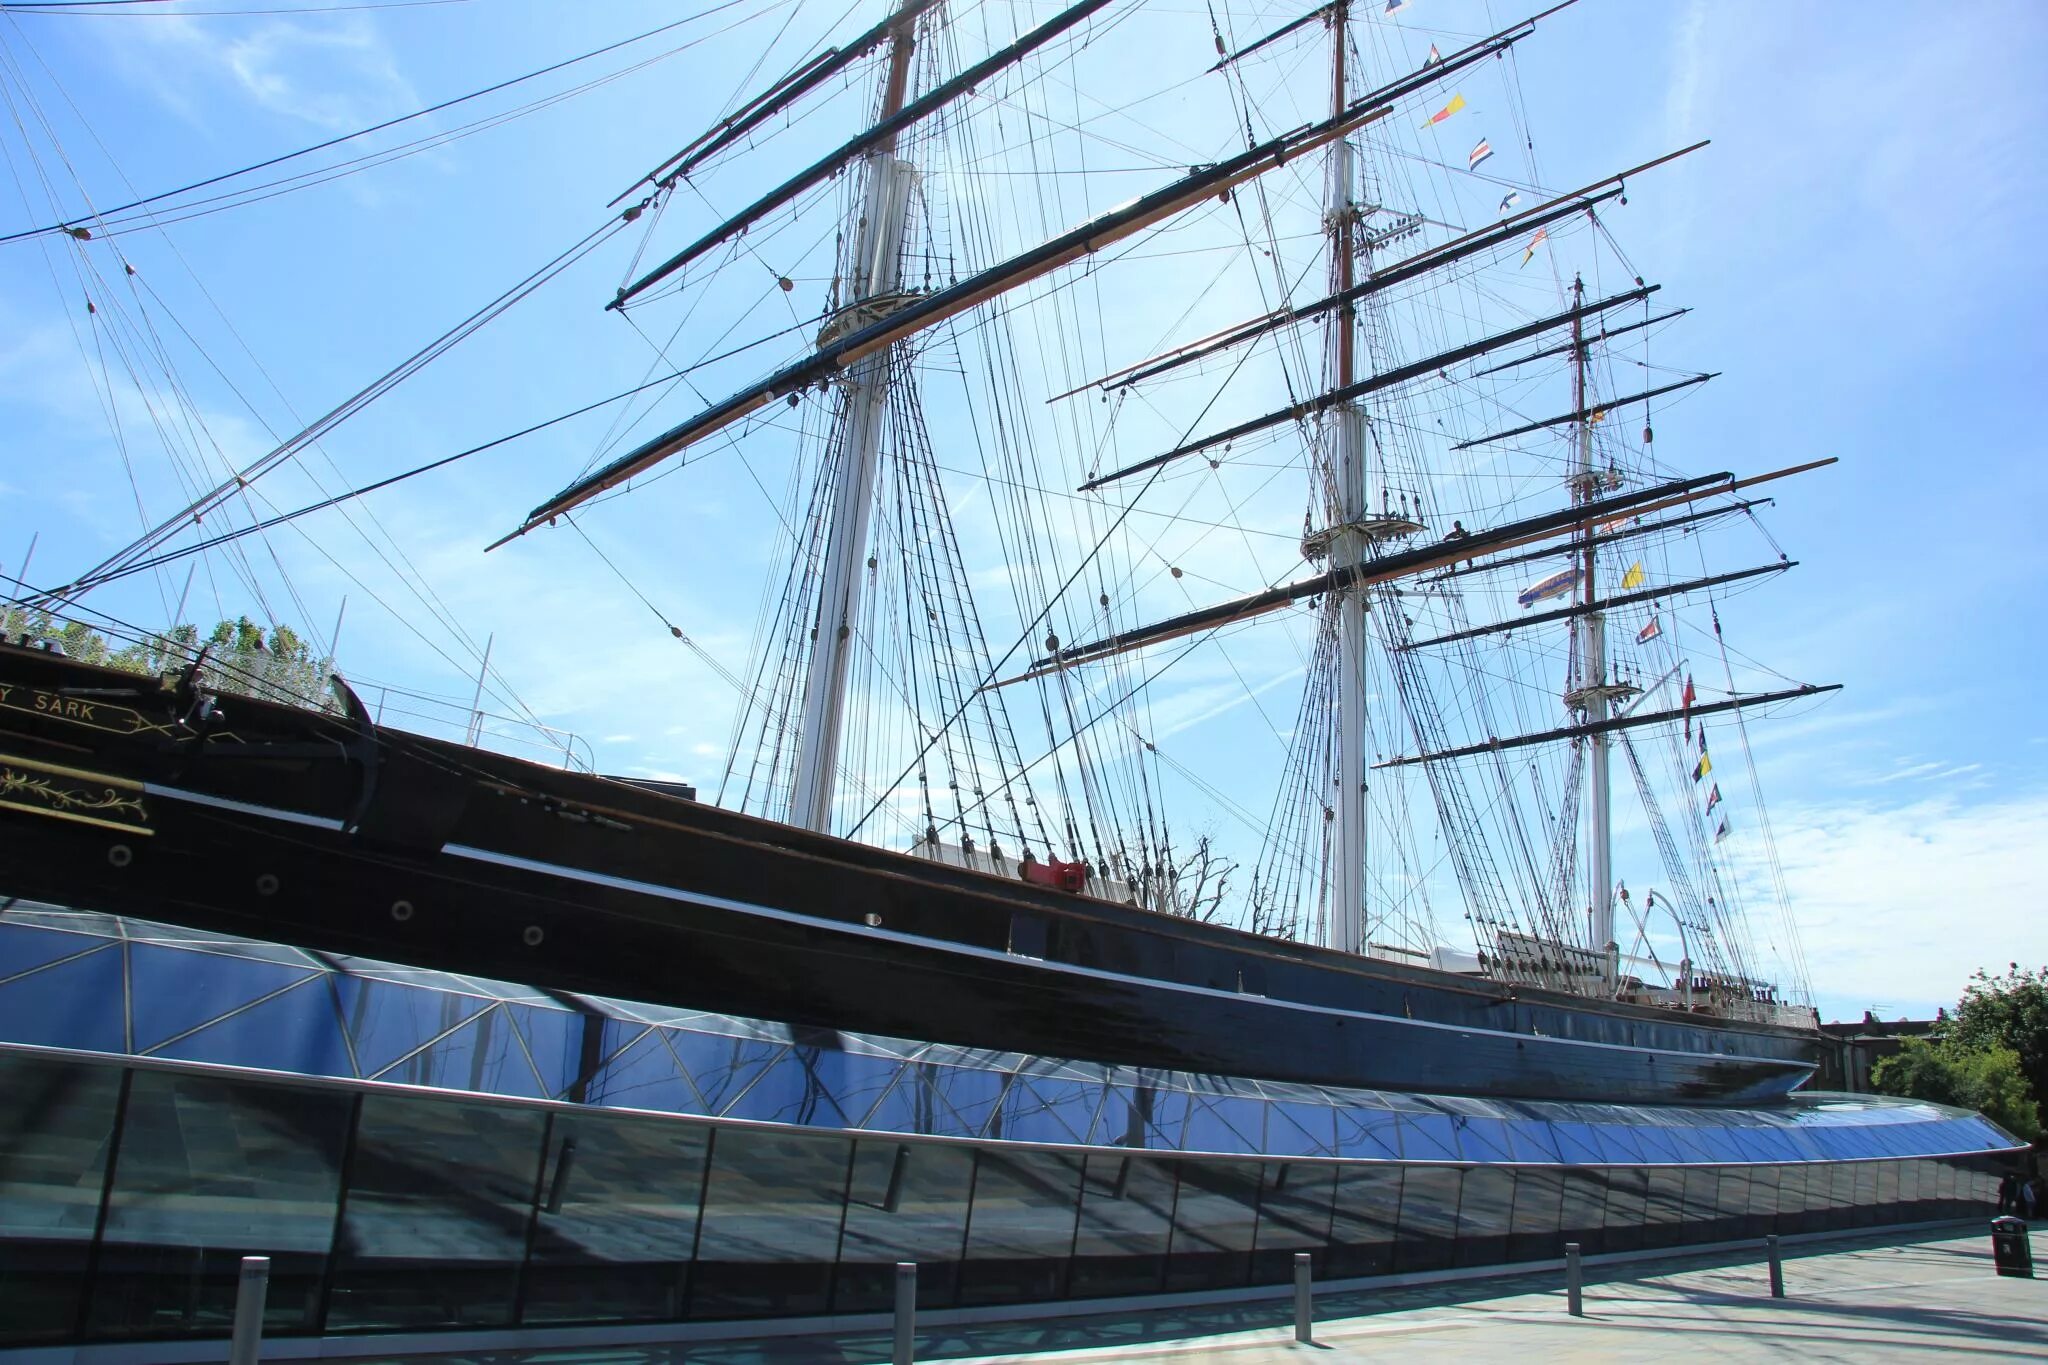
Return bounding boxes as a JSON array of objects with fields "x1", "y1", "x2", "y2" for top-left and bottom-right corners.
[
  {"x1": 923, "y1": 1235, "x2": 2048, "y2": 1363},
  {"x1": 335, "y1": 1229, "x2": 2048, "y2": 1363}
]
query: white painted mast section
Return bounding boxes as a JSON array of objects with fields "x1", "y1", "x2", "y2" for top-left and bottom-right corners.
[
  {"x1": 1568, "y1": 274, "x2": 1617, "y2": 978},
  {"x1": 789, "y1": 12, "x2": 922, "y2": 835},
  {"x1": 1324, "y1": 4, "x2": 1366, "y2": 956}
]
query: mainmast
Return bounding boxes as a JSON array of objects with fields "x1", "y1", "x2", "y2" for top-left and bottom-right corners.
[
  {"x1": 789, "y1": 1, "x2": 924, "y2": 833},
  {"x1": 1564, "y1": 273, "x2": 1627, "y2": 980},
  {"x1": 1323, "y1": 3, "x2": 1367, "y2": 954}
]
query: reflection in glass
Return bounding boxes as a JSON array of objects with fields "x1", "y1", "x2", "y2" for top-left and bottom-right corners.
[
  {"x1": 1326, "y1": 1164, "x2": 1400, "y2": 1279},
  {"x1": 691, "y1": 1128, "x2": 850, "y2": 1318},
  {"x1": 0, "y1": 1056, "x2": 120, "y2": 1344},
  {"x1": 90, "y1": 1071, "x2": 348, "y2": 1338},
  {"x1": 1393, "y1": 1166, "x2": 1460, "y2": 1273},
  {"x1": 1556, "y1": 1169, "x2": 1606, "y2": 1258},
  {"x1": 959, "y1": 1149, "x2": 1081, "y2": 1306},
  {"x1": 1599, "y1": 1167, "x2": 1646, "y2": 1255},
  {"x1": 1641, "y1": 1167, "x2": 1686, "y2": 1251},
  {"x1": 328, "y1": 1094, "x2": 545, "y2": 1330},
  {"x1": 1851, "y1": 1160, "x2": 1879, "y2": 1229},
  {"x1": 1509, "y1": 1167, "x2": 1566, "y2": 1263},
  {"x1": 1164, "y1": 1160, "x2": 1260, "y2": 1291},
  {"x1": 1250, "y1": 1161, "x2": 1334, "y2": 1283},
  {"x1": 1744, "y1": 1165, "x2": 1778, "y2": 1239},
  {"x1": 1454, "y1": 1166, "x2": 1512, "y2": 1268},
  {"x1": 1068, "y1": 1155, "x2": 1172, "y2": 1298},
  {"x1": 522, "y1": 1111, "x2": 709, "y2": 1324},
  {"x1": 835, "y1": 1140, "x2": 974, "y2": 1312}
]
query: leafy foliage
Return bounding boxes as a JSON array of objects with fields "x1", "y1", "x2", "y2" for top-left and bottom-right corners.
[
  {"x1": 3, "y1": 608, "x2": 333, "y2": 710},
  {"x1": 1947, "y1": 966, "x2": 2048, "y2": 1118},
  {"x1": 1871, "y1": 1036, "x2": 2041, "y2": 1142}
]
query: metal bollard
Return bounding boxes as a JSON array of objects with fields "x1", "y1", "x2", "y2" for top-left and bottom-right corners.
[
  {"x1": 1564, "y1": 1242, "x2": 1583, "y2": 1317},
  {"x1": 229, "y1": 1256, "x2": 270, "y2": 1365},
  {"x1": 893, "y1": 1261, "x2": 916, "y2": 1365},
  {"x1": 1766, "y1": 1234, "x2": 1784, "y2": 1298},
  {"x1": 1293, "y1": 1252, "x2": 1313, "y2": 1344}
]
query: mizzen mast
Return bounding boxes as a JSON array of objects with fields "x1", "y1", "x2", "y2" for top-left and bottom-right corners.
[{"x1": 789, "y1": 0, "x2": 924, "y2": 833}]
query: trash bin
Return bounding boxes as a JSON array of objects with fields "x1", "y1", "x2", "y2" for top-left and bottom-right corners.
[{"x1": 1992, "y1": 1217, "x2": 2034, "y2": 1279}]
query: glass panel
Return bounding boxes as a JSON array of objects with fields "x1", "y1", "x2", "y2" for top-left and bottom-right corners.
[
  {"x1": 1831, "y1": 1159, "x2": 1863, "y2": 1222},
  {"x1": 1556, "y1": 1169, "x2": 1606, "y2": 1259},
  {"x1": 958, "y1": 1149, "x2": 1081, "y2": 1307},
  {"x1": 89, "y1": 1072, "x2": 348, "y2": 1339},
  {"x1": 1874, "y1": 1161, "x2": 1900, "y2": 1224},
  {"x1": 1394, "y1": 1166, "x2": 1461, "y2": 1273},
  {"x1": 1744, "y1": 1165, "x2": 1779, "y2": 1239},
  {"x1": 1250, "y1": 1161, "x2": 1334, "y2": 1283},
  {"x1": 1454, "y1": 1166, "x2": 1513, "y2": 1268},
  {"x1": 521, "y1": 1111, "x2": 710, "y2": 1324},
  {"x1": 835, "y1": 1140, "x2": 973, "y2": 1313},
  {"x1": 1164, "y1": 1160, "x2": 1260, "y2": 1292},
  {"x1": 1711, "y1": 1167, "x2": 1750, "y2": 1244},
  {"x1": 1640, "y1": 1167, "x2": 1686, "y2": 1250},
  {"x1": 1678, "y1": 1167, "x2": 1720, "y2": 1246},
  {"x1": 1067, "y1": 1155, "x2": 1172, "y2": 1299},
  {"x1": 1775, "y1": 1163, "x2": 1810, "y2": 1236},
  {"x1": 1507, "y1": 1168, "x2": 1564, "y2": 1264},
  {"x1": 327, "y1": 1093, "x2": 544, "y2": 1330},
  {"x1": 0, "y1": 1055, "x2": 121, "y2": 1344},
  {"x1": 1850, "y1": 1161, "x2": 1880, "y2": 1228},
  {"x1": 690, "y1": 1128, "x2": 850, "y2": 1318},
  {"x1": 1600, "y1": 1167, "x2": 1647, "y2": 1255},
  {"x1": 1326, "y1": 1164, "x2": 1400, "y2": 1279}
]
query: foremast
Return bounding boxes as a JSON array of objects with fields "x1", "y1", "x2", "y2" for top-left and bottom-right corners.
[{"x1": 789, "y1": 1, "x2": 925, "y2": 833}]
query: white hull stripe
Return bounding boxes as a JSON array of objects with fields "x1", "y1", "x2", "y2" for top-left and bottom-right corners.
[
  {"x1": 133, "y1": 783, "x2": 1810, "y2": 1078},
  {"x1": 443, "y1": 841, "x2": 1814, "y2": 1076}
]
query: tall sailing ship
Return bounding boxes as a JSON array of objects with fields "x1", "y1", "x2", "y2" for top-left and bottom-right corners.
[{"x1": 0, "y1": 0, "x2": 1837, "y2": 1105}]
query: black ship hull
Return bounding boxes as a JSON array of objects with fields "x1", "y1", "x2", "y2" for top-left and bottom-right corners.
[{"x1": 0, "y1": 645, "x2": 1818, "y2": 1104}]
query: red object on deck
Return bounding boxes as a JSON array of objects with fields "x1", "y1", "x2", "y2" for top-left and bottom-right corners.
[{"x1": 1021, "y1": 857, "x2": 1088, "y2": 893}]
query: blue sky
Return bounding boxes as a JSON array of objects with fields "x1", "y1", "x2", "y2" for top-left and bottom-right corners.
[{"x1": 0, "y1": 0, "x2": 2042, "y2": 1025}]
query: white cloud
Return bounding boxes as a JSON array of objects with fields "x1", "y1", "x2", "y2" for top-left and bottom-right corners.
[
  {"x1": 1765, "y1": 790, "x2": 2048, "y2": 1020},
  {"x1": 107, "y1": 13, "x2": 417, "y2": 133}
]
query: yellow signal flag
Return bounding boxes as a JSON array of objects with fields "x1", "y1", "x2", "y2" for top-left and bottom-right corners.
[
  {"x1": 1420, "y1": 93, "x2": 1466, "y2": 128},
  {"x1": 1620, "y1": 561, "x2": 1646, "y2": 590}
]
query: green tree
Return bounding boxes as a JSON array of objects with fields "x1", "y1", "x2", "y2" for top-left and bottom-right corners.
[
  {"x1": 1871, "y1": 1037, "x2": 2041, "y2": 1142},
  {"x1": 5, "y1": 608, "x2": 332, "y2": 709},
  {"x1": 1947, "y1": 966, "x2": 2048, "y2": 1116}
]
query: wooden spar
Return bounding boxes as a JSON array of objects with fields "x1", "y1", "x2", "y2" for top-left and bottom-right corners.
[
  {"x1": 1422, "y1": 497, "x2": 1767, "y2": 582},
  {"x1": 1078, "y1": 284, "x2": 1659, "y2": 491},
  {"x1": 607, "y1": 0, "x2": 944, "y2": 208},
  {"x1": 1401, "y1": 561, "x2": 1794, "y2": 651},
  {"x1": 1208, "y1": 0, "x2": 1337, "y2": 72},
  {"x1": 1451, "y1": 372, "x2": 1718, "y2": 450},
  {"x1": 1214, "y1": 0, "x2": 1577, "y2": 73},
  {"x1": 1069, "y1": 139, "x2": 1708, "y2": 401},
  {"x1": 989, "y1": 471, "x2": 1731, "y2": 686},
  {"x1": 1470, "y1": 307, "x2": 1691, "y2": 378},
  {"x1": 1045, "y1": 307, "x2": 1289, "y2": 403},
  {"x1": 988, "y1": 456, "x2": 1837, "y2": 686},
  {"x1": 1072, "y1": 191, "x2": 1618, "y2": 400},
  {"x1": 493, "y1": 102, "x2": 1394, "y2": 547},
  {"x1": 611, "y1": 0, "x2": 1574, "y2": 312},
  {"x1": 1373, "y1": 684, "x2": 1841, "y2": 769},
  {"x1": 610, "y1": 0, "x2": 1124, "y2": 310}
]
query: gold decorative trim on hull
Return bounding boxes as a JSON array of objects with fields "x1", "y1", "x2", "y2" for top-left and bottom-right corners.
[{"x1": 0, "y1": 753, "x2": 151, "y2": 835}]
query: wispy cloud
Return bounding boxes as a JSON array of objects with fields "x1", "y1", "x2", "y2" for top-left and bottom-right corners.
[
  {"x1": 107, "y1": 13, "x2": 417, "y2": 133},
  {"x1": 1765, "y1": 789, "x2": 2048, "y2": 1020}
]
